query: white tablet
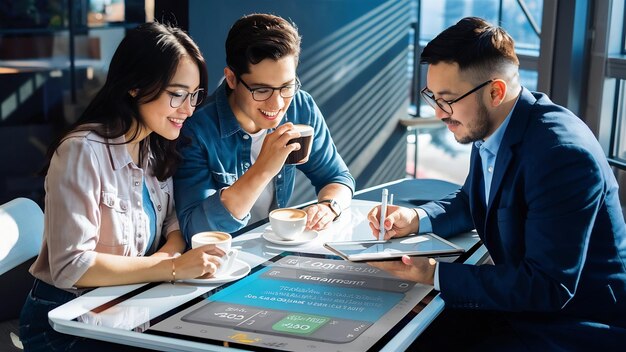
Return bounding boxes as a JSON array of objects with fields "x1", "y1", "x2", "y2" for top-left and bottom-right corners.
[{"x1": 323, "y1": 233, "x2": 464, "y2": 262}]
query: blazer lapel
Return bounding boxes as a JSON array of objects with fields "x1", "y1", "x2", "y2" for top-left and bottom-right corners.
[
  {"x1": 468, "y1": 146, "x2": 487, "y2": 241},
  {"x1": 486, "y1": 88, "x2": 535, "y2": 215}
]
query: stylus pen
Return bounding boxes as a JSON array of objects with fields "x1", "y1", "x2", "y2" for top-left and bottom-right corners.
[{"x1": 379, "y1": 188, "x2": 388, "y2": 241}]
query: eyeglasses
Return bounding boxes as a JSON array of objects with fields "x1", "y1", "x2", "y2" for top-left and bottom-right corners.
[
  {"x1": 237, "y1": 76, "x2": 301, "y2": 101},
  {"x1": 420, "y1": 79, "x2": 493, "y2": 115},
  {"x1": 165, "y1": 88, "x2": 205, "y2": 108}
]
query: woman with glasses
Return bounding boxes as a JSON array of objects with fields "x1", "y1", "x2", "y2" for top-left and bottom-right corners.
[
  {"x1": 20, "y1": 22, "x2": 226, "y2": 351},
  {"x1": 174, "y1": 13, "x2": 355, "y2": 243}
]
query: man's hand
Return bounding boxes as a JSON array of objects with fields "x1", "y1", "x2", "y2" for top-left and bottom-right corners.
[
  {"x1": 367, "y1": 205, "x2": 419, "y2": 240},
  {"x1": 368, "y1": 255, "x2": 436, "y2": 286},
  {"x1": 304, "y1": 203, "x2": 335, "y2": 231},
  {"x1": 255, "y1": 123, "x2": 301, "y2": 176}
]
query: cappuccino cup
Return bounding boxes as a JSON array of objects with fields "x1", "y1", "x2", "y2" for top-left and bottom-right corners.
[
  {"x1": 191, "y1": 231, "x2": 231, "y2": 251},
  {"x1": 286, "y1": 124, "x2": 314, "y2": 165},
  {"x1": 269, "y1": 208, "x2": 307, "y2": 240},
  {"x1": 191, "y1": 231, "x2": 237, "y2": 277}
]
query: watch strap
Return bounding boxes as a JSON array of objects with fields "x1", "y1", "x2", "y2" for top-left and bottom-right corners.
[{"x1": 317, "y1": 199, "x2": 341, "y2": 220}]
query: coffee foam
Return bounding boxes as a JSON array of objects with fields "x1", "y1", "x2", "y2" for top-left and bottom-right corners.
[
  {"x1": 193, "y1": 232, "x2": 229, "y2": 244},
  {"x1": 271, "y1": 209, "x2": 306, "y2": 220}
]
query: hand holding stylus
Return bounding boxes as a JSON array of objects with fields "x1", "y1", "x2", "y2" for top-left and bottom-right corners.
[{"x1": 368, "y1": 203, "x2": 420, "y2": 240}]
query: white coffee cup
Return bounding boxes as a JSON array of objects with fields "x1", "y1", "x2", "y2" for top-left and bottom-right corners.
[
  {"x1": 191, "y1": 231, "x2": 231, "y2": 251},
  {"x1": 191, "y1": 231, "x2": 237, "y2": 277},
  {"x1": 269, "y1": 208, "x2": 307, "y2": 241}
]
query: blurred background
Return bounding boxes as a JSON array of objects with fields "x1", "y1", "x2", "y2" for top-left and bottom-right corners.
[{"x1": 1, "y1": 0, "x2": 624, "y2": 218}]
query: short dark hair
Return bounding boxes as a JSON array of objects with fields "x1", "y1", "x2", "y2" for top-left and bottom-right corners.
[
  {"x1": 225, "y1": 13, "x2": 301, "y2": 76},
  {"x1": 45, "y1": 22, "x2": 208, "y2": 180},
  {"x1": 420, "y1": 17, "x2": 519, "y2": 80}
]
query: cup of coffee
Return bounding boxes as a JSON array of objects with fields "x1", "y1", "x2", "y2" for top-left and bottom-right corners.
[
  {"x1": 286, "y1": 124, "x2": 314, "y2": 165},
  {"x1": 191, "y1": 231, "x2": 237, "y2": 277},
  {"x1": 269, "y1": 208, "x2": 307, "y2": 240}
]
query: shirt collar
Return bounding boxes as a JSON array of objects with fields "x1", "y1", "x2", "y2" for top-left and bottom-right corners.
[
  {"x1": 215, "y1": 81, "x2": 245, "y2": 139},
  {"x1": 108, "y1": 133, "x2": 152, "y2": 170}
]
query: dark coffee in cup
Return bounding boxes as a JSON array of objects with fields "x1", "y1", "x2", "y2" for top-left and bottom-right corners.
[{"x1": 286, "y1": 124, "x2": 314, "y2": 165}]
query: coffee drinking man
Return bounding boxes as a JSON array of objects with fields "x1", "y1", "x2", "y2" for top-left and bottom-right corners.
[{"x1": 174, "y1": 13, "x2": 354, "y2": 244}]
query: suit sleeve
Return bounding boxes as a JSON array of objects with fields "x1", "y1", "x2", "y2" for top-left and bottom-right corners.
[
  {"x1": 438, "y1": 144, "x2": 604, "y2": 312},
  {"x1": 419, "y1": 181, "x2": 474, "y2": 238}
]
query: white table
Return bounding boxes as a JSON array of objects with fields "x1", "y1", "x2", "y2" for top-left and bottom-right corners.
[{"x1": 49, "y1": 198, "x2": 483, "y2": 351}]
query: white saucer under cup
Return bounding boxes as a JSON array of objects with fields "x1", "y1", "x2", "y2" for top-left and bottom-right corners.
[{"x1": 262, "y1": 228, "x2": 318, "y2": 246}]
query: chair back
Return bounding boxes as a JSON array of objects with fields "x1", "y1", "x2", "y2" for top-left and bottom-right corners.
[
  {"x1": 0, "y1": 198, "x2": 43, "y2": 276},
  {"x1": 0, "y1": 198, "x2": 43, "y2": 321}
]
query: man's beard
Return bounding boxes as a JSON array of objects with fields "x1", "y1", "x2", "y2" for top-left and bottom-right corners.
[{"x1": 455, "y1": 101, "x2": 492, "y2": 144}]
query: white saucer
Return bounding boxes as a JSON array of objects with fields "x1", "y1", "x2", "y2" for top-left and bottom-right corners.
[
  {"x1": 262, "y1": 229, "x2": 318, "y2": 246},
  {"x1": 181, "y1": 259, "x2": 251, "y2": 285}
]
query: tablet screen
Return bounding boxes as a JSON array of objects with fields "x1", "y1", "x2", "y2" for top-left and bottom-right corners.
[
  {"x1": 73, "y1": 252, "x2": 434, "y2": 351},
  {"x1": 324, "y1": 233, "x2": 464, "y2": 261}
]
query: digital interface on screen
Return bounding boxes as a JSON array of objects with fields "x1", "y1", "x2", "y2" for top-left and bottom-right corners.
[{"x1": 145, "y1": 254, "x2": 433, "y2": 351}]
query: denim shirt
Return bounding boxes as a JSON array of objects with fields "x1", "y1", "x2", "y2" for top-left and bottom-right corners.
[{"x1": 174, "y1": 82, "x2": 355, "y2": 242}]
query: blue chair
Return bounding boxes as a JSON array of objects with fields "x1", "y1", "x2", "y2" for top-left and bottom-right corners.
[{"x1": 0, "y1": 198, "x2": 44, "y2": 350}]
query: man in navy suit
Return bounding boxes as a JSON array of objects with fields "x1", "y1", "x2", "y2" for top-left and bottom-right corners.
[{"x1": 368, "y1": 17, "x2": 626, "y2": 350}]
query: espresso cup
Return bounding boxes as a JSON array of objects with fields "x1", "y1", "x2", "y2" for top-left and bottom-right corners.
[
  {"x1": 269, "y1": 208, "x2": 307, "y2": 240},
  {"x1": 285, "y1": 124, "x2": 314, "y2": 165}
]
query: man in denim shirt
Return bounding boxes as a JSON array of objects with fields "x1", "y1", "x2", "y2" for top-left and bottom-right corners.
[{"x1": 174, "y1": 14, "x2": 354, "y2": 243}]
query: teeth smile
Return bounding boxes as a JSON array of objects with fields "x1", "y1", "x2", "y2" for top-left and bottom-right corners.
[
  {"x1": 260, "y1": 109, "x2": 279, "y2": 117},
  {"x1": 168, "y1": 117, "x2": 185, "y2": 124}
]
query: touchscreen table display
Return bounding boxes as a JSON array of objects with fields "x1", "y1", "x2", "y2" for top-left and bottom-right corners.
[{"x1": 77, "y1": 253, "x2": 434, "y2": 351}]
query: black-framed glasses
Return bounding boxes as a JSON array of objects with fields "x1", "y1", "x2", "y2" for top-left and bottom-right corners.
[
  {"x1": 237, "y1": 76, "x2": 301, "y2": 101},
  {"x1": 420, "y1": 79, "x2": 493, "y2": 115},
  {"x1": 165, "y1": 88, "x2": 205, "y2": 108}
]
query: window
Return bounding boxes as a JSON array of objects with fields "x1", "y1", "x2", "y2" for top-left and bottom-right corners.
[{"x1": 0, "y1": 1, "x2": 146, "y2": 205}]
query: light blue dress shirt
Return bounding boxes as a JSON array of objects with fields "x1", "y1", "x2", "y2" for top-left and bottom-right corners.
[{"x1": 418, "y1": 98, "x2": 518, "y2": 290}]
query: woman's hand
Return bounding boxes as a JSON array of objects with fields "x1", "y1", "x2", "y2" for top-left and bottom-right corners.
[{"x1": 173, "y1": 244, "x2": 226, "y2": 279}]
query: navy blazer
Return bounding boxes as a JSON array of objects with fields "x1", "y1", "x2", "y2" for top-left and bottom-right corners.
[{"x1": 421, "y1": 88, "x2": 626, "y2": 347}]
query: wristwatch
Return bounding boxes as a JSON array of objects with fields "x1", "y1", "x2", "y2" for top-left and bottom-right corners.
[{"x1": 317, "y1": 199, "x2": 342, "y2": 221}]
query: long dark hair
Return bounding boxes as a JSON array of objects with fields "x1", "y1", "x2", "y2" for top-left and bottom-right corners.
[{"x1": 44, "y1": 22, "x2": 208, "y2": 180}]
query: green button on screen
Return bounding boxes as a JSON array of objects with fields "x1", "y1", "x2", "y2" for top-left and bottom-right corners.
[{"x1": 272, "y1": 314, "x2": 329, "y2": 335}]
